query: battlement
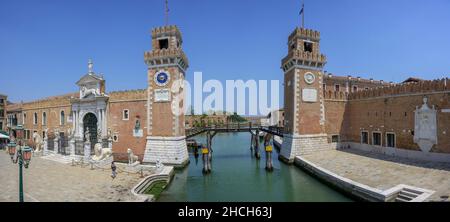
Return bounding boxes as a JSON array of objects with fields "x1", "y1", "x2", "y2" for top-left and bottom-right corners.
[
  {"x1": 144, "y1": 48, "x2": 189, "y2": 70},
  {"x1": 323, "y1": 90, "x2": 349, "y2": 101},
  {"x1": 151, "y1": 25, "x2": 182, "y2": 40},
  {"x1": 282, "y1": 50, "x2": 327, "y2": 69},
  {"x1": 289, "y1": 27, "x2": 320, "y2": 42},
  {"x1": 324, "y1": 74, "x2": 391, "y2": 86},
  {"x1": 348, "y1": 78, "x2": 449, "y2": 100}
]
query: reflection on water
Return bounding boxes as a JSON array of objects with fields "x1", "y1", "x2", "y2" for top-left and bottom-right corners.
[{"x1": 158, "y1": 133, "x2": 352, "y2": 202}]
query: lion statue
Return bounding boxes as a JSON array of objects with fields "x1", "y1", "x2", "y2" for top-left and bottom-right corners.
[
  {"x1": 91, "y1": 143, "x2": 112, "y2": 161},
  {"x1": 32, "y1": 132, "x2": 44, "y2": 152},
  {"x1": 127, "y1": 148, "x2": 139, "y2": 165}
]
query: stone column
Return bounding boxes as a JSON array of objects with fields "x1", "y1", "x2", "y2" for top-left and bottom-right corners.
[
  {"x1": 108, "y1": 137, "x2": 113, "y2": 149},
  {"x1": 54, "y1": 137, "x2": 59, "y2": 154},
  {"x1": 43, "y1": 137, "x2": 48, "y2": 155},
  {"x1": 69, "y1": 139, "x2": 75, "y2": 156}
]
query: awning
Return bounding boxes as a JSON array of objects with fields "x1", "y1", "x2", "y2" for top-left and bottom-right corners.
[{"x1": 0, "y1": 134, "x2": 9, "y2": 139}]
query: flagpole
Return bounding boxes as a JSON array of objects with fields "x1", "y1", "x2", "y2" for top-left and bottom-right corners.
[
  {"x1": 302, "y1": 1, "x2": 305, "y2": 29},
  {"x1": 165, "y1": 0, "x2": 169, "y2": 26}
]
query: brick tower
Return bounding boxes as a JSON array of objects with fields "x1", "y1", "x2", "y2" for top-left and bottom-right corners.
[
  {"x1": 143, "y1": 25, "x2": 189, "y2": 167},
  {"x1": 279, "y1": 27, "x2": 329, "y2": 163}
]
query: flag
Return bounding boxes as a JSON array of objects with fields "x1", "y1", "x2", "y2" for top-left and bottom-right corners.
[{"x1": 299, "y1": 4, "x2": 304, "y2": 15}]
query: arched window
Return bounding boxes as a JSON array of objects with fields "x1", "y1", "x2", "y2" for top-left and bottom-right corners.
[
  {"x1": 60, "y1": 111, "x2": 65, "y2": 125},
  {"x1": 42, "y1": 112, "x2": 47, "y2": 125},
  {"x1": 33, "y1": 112, "x2": 38, "y2": 125}
]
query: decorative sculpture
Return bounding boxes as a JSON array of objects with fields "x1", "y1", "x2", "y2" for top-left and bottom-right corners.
[
  {"x1": 156, "y1": 159, "x2": 164, "y2": 171},
  {"x1": 81, "y1": 86, "x2": 99, "y2": 98},
  {"x1": 32, "y1": 132, "x2": 44, "y2": 152},
  {"x1": 135, "y1": 119, "x2": 141, "y2": 131},
  {"x1": 91, "y1": 143, "x2": 112, "y2": 161},
  {"x1": 414, "y1": 97, "x2": 437, "y2": 152},
  {"x1": 127, "y1": 148, "x2": 139, "y2": 165},
  {"x1": 44, "y1": 128, "x2": 49, "y2": 140}
]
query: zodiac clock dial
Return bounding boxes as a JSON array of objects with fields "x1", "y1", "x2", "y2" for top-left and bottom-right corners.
[
  {"x1": 154, "y1": 71, "x2": 170, "y2": 86},
  {"x1": 304, "y1": 72, "x2": 316, "y2": 85}
]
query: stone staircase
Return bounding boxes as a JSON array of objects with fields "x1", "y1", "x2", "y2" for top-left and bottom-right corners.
[
  {"x1": 41, "y1": 154, "x2": 74, "y2": 164},
  {"x1": 395, "y1": 187, "x2": 426, "y2": 202}
]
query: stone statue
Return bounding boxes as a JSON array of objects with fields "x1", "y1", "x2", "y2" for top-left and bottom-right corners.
[
  {"x1": 107, "y1": 128, "x2": 112, "y2": 139},
  {"x1": 81, "y1": 86, "x2": 99, "y2": 99},
  {"x1": 127, "y1": 148, "x2": 139, "y2": 165},
  {"x1": 135, "y1": 119, "x2": 141, "y2": 131},
  {"x1": 44, "y1": 128, "x2": 49, "y2": 140},
  {"x1": 32, "y1": 132, "x2": 44, "y2": 152},
  {"x1": 84, "y1": 128, "x2": 90, "y2": 142},
  {"x1": 156, "y1": 159, "x2": 164, "y2": 172},
  {"x1": 54, "y1": 130, "x2": 60, "y2": 140},
  {"x1": 91, "y1": 143, "x2": 112, "y2": 161}
]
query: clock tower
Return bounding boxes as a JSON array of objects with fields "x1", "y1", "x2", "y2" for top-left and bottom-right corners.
[
  {"x1": 279, "y1": 27, "x2": 329, "y2": 163},
  {"x1": 143, "y1": 25, "x2": 189, "y2": 167}
]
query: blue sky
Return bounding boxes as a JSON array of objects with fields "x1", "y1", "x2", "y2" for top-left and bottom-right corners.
[{"x1": 1, "y1": 0, "x2": 449, "y2": 106}]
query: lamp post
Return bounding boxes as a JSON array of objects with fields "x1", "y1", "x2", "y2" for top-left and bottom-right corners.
[{"x1": 7, "y1": 125, "x2": 32, "y2": 202}]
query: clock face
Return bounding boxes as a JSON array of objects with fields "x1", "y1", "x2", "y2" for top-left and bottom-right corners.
[
  {"x1": 304, "y1": 72, "x2": 316, "y2": 84},
  {"x1": 154, "y1": 71, "x2": 170, "y2": 86}
]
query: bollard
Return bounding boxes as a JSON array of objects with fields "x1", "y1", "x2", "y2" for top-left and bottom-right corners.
[{"x1": 90, "y1": 162, "x2": 94, "y2": 170}]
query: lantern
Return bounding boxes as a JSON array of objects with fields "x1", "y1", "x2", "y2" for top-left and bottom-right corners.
[
  {"x1": 8, "y1": 141, "x2": 17, "y2": 159},
  {"x1": 15, "y1": 125, "x2": 24, "y2": 142},
  {"x1": 21, "y1": 146, "x2": 33, "y2": 168}
]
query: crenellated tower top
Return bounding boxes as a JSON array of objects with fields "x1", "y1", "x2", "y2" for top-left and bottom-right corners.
[
  {"x1": 144, "y1": 25, "x2": 189, "y2": 71},
  {"x1": 282, "y1": 27, "x2": 327, "y2": 72}
]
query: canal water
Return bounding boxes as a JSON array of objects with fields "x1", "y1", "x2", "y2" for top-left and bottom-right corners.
[{"x1": 158, "y1": 133, "x2": 352, "y2": 202}]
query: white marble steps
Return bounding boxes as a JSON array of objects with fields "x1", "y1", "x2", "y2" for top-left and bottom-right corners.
[{"x1": 40, "y1": 154, "x2": 73, "y2": 164}]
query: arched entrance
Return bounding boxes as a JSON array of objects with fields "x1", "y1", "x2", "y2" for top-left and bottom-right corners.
[{"x1": 83, "y1": 113, "x2": 97, "y2": 154}]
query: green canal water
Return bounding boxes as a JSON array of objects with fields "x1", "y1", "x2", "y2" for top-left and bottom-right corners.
[{"x1": 158, "y1": 133, "x2": 352, "y2": 202}]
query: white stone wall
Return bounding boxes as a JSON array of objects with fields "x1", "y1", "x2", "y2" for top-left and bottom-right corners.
[
  {"x1": 280, "y1": 134, "x2": 331, "y2": 162},
  {"x1": 143, "y1": 136, "x2": 189, "y2": 166},
  {"x1": 342, "y1": 142, "x2": 450, "y2": 163}
]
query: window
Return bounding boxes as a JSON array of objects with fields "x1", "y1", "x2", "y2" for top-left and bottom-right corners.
[
  {"x1": 123, "y1": 109, "x2": 130, "y2": 120},
  {"x1": 113, "y1": 134, "x2": 119, "y2": 142},
  {"x1": 353, "y1": 86, "x2": 358, "y2": 92},
  {"x1": 42, "y1": 131, "x2": 46, "y2": 140},
  {"x1": 331, "y1": 135, "x2": 339, "y2": 143},
  {"x1": 335, "y1": 84, "x2": 340, "y2": 92},
  {"x1": 361, "y1": 131, "x2": 369, "y2": 144},
  {"x1": 0, "y1": 110, "x2": 4, "y2": 118},
  {"x1": 60, "y1": 111, "x2": 65, "y2": 125},
  {"x1": 0, "y1": 99, "x2": 3, "y2": 104},
  {"x1": 42, "y1": 112, "x2": 47, "y2": 125},
  {"x1": 33, "y1": 112, "x2": 38, "y2": 125},
  {"x1": 304, "y1": 41, "x2": 313, "y2": 53},
  {"x1": 23, "y1": 113, "x2": 26, "y2": 125},
  {"x1": 386, "y1": 133, "x2": 395, "y2": 148},
  {"x1": 372, "y1": 132, "x2": 382, "y2": 146},
  {"x1": 159, "y1": 38, "x2": 169, "y2": 49}
]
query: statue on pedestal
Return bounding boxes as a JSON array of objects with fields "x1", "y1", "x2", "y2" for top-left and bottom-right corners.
[{"x1": 127, "y1": 148, "x2": 139, "y2": 165}]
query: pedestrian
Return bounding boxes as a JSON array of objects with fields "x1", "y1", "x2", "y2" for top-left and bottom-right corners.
[{"x1": 111, "y1": 161, "x2": 117, "y2": 179}]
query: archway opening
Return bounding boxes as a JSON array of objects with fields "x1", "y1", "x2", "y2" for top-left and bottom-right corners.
[{"x1": 83, "y1": 113, "x2": 98, "y2": 154}]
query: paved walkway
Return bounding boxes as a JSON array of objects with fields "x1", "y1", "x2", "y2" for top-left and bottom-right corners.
[
  {"x1": 0, "y1": 151, "x2": 151, "y2": 202},
  {"x1": 302, "y1": 149, "x2": 450, "y2": 201}
]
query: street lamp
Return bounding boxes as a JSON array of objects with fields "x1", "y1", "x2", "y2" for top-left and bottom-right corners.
[{"x1": 8, "y1": 124, "x2": 32, "y2": 202}]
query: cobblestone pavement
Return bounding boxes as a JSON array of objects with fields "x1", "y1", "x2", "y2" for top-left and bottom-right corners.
[
  {"x1": 302, "y1": 149, "x2": 450, "y2": 201},
  {"x1": 0, "y1": 151, "x2": 150, "y2": 202}
]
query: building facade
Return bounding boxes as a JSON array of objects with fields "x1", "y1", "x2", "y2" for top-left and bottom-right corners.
[
  {"x1": 279, "y1": 27, "x2": 450, "y2": 163},
  {"x1": 4, "y1": 24, "x2": 449, "y2": 166},
  {"x1": 0, "y1": 94, "x2": 6, "y2": 131}
]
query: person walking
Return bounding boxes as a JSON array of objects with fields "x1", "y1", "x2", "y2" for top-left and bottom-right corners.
[{"x1": 111, "y1": 161, "x2": 117, "y2": 179}]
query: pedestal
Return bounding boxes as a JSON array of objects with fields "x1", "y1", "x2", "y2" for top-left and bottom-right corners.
[
  {"x1": 54, "y1": 138, "x2": 59, "y2": 154},
  {"x1": 84, "y1": 142, "x2": 91, "y2": 161},
  {"x1": 143, "y1": 136, "x2": 189, "y2": 167},
  {"x1": 69, "y1": 139, "x2": 75, "y2": 156},
  {"x1": 279, "y1": 134, "x2": 330, "y2": 164},
  {"x1": 43, "y1": 138, "x2": 48, "y2": 155}
]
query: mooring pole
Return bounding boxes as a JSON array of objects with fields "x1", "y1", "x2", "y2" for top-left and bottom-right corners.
[
  {"x1": 264, "y1": 134, "x2": 273, "y2": 171},
  {"x1": 254, "y1": 129, "x2": 260, "y2": 159}
]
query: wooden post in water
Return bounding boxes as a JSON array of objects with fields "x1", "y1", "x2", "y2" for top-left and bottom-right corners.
[
  {"x1": 254, "y1": 129, "x2": 260, "y2": 159},
  {"x1": 264, "y1": 133, "x2": 273, "y2": 171}
]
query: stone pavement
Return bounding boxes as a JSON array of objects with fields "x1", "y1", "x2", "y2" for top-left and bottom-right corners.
[
  {"x1": 0, "y1": 151, "x2": 152, "y2": 202},
  {"x1": 302, "y1": 149, "x2": 450, "y2": 201}
]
